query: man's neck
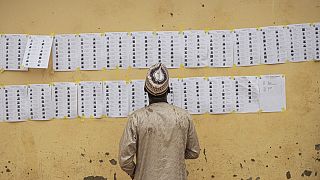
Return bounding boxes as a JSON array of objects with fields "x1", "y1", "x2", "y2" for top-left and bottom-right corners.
[{"x1": 149, "y1": 97, "x2": 168, "y2": 105}]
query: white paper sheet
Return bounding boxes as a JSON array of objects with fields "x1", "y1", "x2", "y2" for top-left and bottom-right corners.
[
  {"x1": 103, "y1": 81, "x2": 129, "y2": 117},
  {"x1": 52, "y1": 82, "x2": 78, "y2": 119},
  {"x1": 129, "y1": 80, "x2": 149, "y2": 112},
  {"x1": 287, "y1": 24, "x2": 315, "y2": 62},
  {"x1": 181, "y1": 77, "x2": 209, "y2": 114},
  {"x1": 28, "y1": 84, "x2": 53, "y2": 120},
  {"x1": 233, "y1": 28, "x2": 261, "y2": 66},
  {"x1": 313, "y1": 23, "x2": 320, "y2": 60},
  {"x1": 79, "y1": 33, "x2": 105, "y2": 70},
  {"x1": 52, "y1": 34, "x2": 81, "y2": 71},
  {"x1": 78, "y1": 81, "x2": 103, "y2": 118},
  {"x1": 208, "y1": 76, "x2": 235, "y2": 114},
  {"x1": 260, "y1": 26, "x2": 289, "y2": 64},
  {"x1": 0, "y1": 34, "x2": 28, "y2": 71},
  {"x1": 234, "y1": 76, "x2": 260, "y2": 113},
  {"x1": 259, "y1": 75, "x2": 286, "y2": 112},
  {"x1": 130, "y1": 32, "x2": 157, "y2": 68},
  {"x1": 22, "y1": 35, "x2": 53, "y2": 68},
  {"x1": 168, "y1": 78, "x2": 183, "y2": 107},
  {"x1": 182, "y1": 30, "x2": 208, "y2": 67},
  {"x1": 0, "y1": 87, "x2": 4, "y2": 121},
  {"x1": 155, "y1": 31, "x2": 183, "y2": 68},
  {"x1": 207, "y1": 30, "x2": 234, "y2": 67},
  {"x1": 103, "y1": 32, "x2": 131, "y2": 69},
  {"x1": 3, "y1": 85, "x2": 29, "y2": 122}
]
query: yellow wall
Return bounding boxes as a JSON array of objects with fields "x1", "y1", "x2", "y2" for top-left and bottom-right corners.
[{"x1": 0, "y1": 0, "x2": 320, "y2": 179}]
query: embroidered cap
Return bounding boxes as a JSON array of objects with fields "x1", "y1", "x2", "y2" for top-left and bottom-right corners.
[{"x1": 144, "y1": 63, "x2": 169, "y2": 96}]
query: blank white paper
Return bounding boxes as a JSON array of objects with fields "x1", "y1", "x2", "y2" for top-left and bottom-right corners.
[
  {"x1": 52, "y1": 34, "x2": 81, "y2": 71},
  {"x1": 233, "y1": 28, "x2": 261, "y2": 66},
  {"x1": 52, "y1": 82, "x2": 78, "y2": 119},
  {"x1": 103, "y1": 32, "x2": 131, "y2": 69},
  {"x1": 260, "y1": 26, "x2": 289, "y2": 64},
  {"x1": 181, "y1": 77, "x2": 209, "y2": 114},
  {"x1": 234, "y1": 76, "x2": 260, "y2": 113},
  {"x1": 22, "y1": 35, "x2": 53, "y2": 68},
  {"x1": 208, "y1": 76, "x2": 235, "y2": 114},
  {"x1": 129, "y1": 80, "x2": 148, "y2": 112},
  {"x1": 182, "y1": 30, "x2": 208, "y2": 68},
  {"x1": 259, "y1": 75, "x2": 286, "y2": 112},
  {"x1": 313, "y1": 23, "x2": 320, "y2": 60},
  {"x1": 103, "y1": 81, "x2": 129, "y2": 117},
  {"x1": 155, "y1": 31, "x2": 183, "y2": 68},
  {"x1": 130, "y1": 32, "x2": 157, "y2": 68},
  {"x1": 168, "y1": 78, "x2": 183, "y2": 107},
  {"x1": 207, "y1": 30, "x2": 234, "y2": 67},
  {"x1": 3, "y1": 85, "x2": 29, "y2": 122},
  {"x1": 28, "y1": 84, "x2": 53, "y2": 120},
  {"x1": 78, "y1": 81, "x2": 103, "y2": 118},
  {"x1": 287, "y1": 24, "x2": 315, "y2": 62},
  {"x1": 79, "y1": 33, "x2": 105, "y2": 70},
  {"x1": 0, "y1": 34, "x2": 28, "y2": 71}
]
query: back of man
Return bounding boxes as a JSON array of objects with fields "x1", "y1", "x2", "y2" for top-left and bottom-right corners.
[{"x1": 119, "y1": 63, "x2": 200, "y2": 180}]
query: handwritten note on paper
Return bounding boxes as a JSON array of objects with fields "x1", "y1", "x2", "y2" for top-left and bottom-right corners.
[
  {"x1": 234, "y1": 28, "x2": 261, "y2": 66},
  {"x1": 103, "y1": 81, "x2": 129, "y2": 117},
  {"x1": 208, "y1": 76, "x2": 235, "y2": 114},
  {"x1": 313, "y1": 23, "x2": 320, "y2": 61},
  {"x1": 168, "y1": 78, "x2": 183, "y2": 107},
  {"x1": 287, "y1": 24, "x2": 315, "y2": 62},
  {"x1": 0, "y1": 34, "x2": 28, "y2": 71},
  {"x1": 52, "y1": 82, "x2": 78, "y2": 119},
  {"x1": 259, "y1": 75, "x2": 286, "y2": 112},
  {"x1": 130, "y1": 32, "x2": 156, "y2": 68},
  {"x1": 78, "y1": 81, "x2": 103, "y2": 118},
  {"x1": 260, "y1": 26, "x2": 289, "y2": 64},
  {"x1": 22, "y1": 35, "x2": 53, "y2": 68},
  {"x1": 103, "y1": 32, "x2": 131, "y2": 69},
  {"x1": 79, "y1": 33, "x2": 105, "y2": 70},
  {"x1": 155, "y1": 31, "x2": 183, "y2": 68},
  {"x1": 182, "y1": 77, "x2": 209, "y2": 114},
  {"x1": 52, "y1": 34, "x2": 81, "y2": 71},
  {"x1": 28, "y1": 84, "x2": 53, "y2": 120},
  {"x1": 3, "y1": 85, "x2": 29, "y2": 122},
  {"x1": 207, "y1": 30, "x2": 234, "y2": 67},
  {"x1": 129, "y1": 80, "x2": 148, "y2": 112},
  {"x1": 234, "y1": 76, "x2": 260, "y2": 113}
]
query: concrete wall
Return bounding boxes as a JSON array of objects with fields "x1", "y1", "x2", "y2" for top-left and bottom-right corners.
[{"x1": 0, "y1": 0, "x2": 319, "y2": 179}]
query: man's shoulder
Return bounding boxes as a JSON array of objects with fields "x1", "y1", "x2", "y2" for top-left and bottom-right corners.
[{"x1": 129, "y1": 103, "x2": 190, "y2": 118}]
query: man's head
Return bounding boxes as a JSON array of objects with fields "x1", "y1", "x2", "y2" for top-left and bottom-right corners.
[{"x1": 144, "y1": 63, "x2": 170, "y2": 104}]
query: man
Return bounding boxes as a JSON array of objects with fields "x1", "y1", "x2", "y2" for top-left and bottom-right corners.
[{"x1": 118, "y1": 63, "x2": 200, "y2": 180}]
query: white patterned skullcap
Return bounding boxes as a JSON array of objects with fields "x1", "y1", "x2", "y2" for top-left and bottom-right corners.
[{"x1": 144, "y1": 63, "x2": 169, "y2": 96}]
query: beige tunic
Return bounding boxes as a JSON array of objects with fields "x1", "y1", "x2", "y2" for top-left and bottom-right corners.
[{"x1": 119, "y1": 102, "x2": 200, "y2": 180}]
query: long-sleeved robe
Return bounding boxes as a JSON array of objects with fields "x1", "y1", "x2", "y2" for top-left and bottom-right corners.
[{"x1": 119, "y1": 102, "x2": 200, "y2": 180}]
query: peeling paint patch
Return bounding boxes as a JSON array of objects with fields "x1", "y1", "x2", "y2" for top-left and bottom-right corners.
[
  {"x1": 301, "y1": 170, "x2": 312, "y2": 177},
  {"x1": 109, "y1": 159, "x2": 117, "y2": 165},
  {"x1": 286, "y1": 171, "x2": 291, "y2": 179},
  {"x1": 83, "y1": 176, "x2": 107, "y2": 180},
  {"x1": 113, "y1": 172, "x2": 117, "y2": 180},
  {"x1": 315, "y1": 144, "x2": 320, "y2": 151}
]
